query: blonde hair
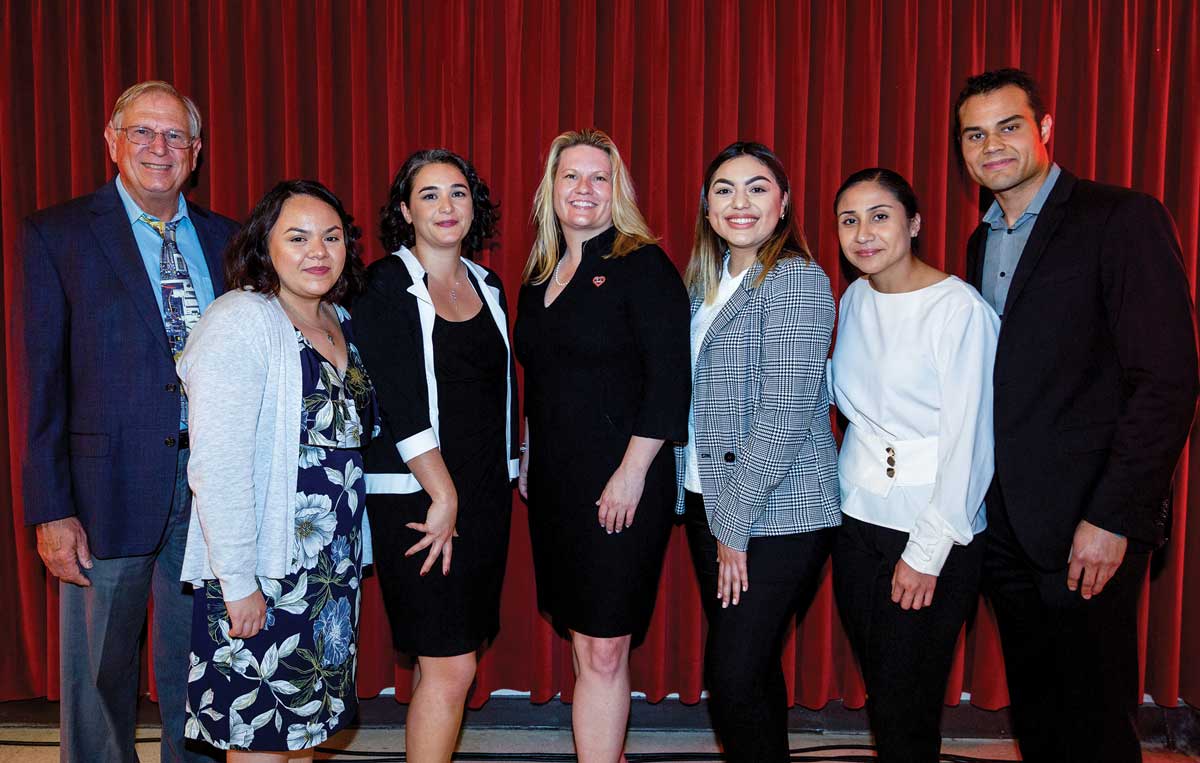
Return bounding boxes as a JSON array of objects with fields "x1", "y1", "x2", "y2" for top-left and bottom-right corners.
[
  {"x1": 522, "y1": 128, "x2": 657, "y2": 285},
  {"x1": 685, "y1": 141, "x2": 811, "y2": 302},
  {"x1": 109, "y1": 80, "x2": 202, "y2": 140}
]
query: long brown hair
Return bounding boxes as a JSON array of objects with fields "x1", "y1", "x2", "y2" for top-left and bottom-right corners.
[
  {"x1": 522, "y1": 128, "x2": 657, "y2": 285},
  {"x1": 685, "y1": 141, "x2": 812, "y2": 302}
]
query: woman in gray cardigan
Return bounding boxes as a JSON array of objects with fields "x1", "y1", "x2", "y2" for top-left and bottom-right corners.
[{"x1": 178, "y1": 180, "x2": 377, "y2": 759}]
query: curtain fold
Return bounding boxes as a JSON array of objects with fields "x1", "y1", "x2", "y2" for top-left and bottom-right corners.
[{"x1": 2, "y1": 0, "x2": 1198, "y2": 713}]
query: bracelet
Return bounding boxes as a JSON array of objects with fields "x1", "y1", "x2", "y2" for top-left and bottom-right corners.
[{"x1": 520, "y1": 442, "x2": 528, "y2": 453}]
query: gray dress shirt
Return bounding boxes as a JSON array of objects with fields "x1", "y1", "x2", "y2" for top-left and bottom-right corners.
[{"x1": 981, "y1": 163, "x2": 1062, "y2": 316}]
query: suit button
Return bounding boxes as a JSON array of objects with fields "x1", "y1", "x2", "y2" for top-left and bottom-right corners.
[
  {"x1": 724, "y1": 452, "x2": 736, "y2": 463},
  {"x1": 164, "y1": 436, "x2": 177, "y2": 447},
  {"x1": 165, "y1": 383, "x2": 178, "y2": 393}
]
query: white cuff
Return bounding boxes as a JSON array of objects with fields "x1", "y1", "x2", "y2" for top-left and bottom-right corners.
[
  {"x1": 397, "y1": 427, "x2": 438, "y2": 462},
  {"x1": 901, "y1": 534, "x2": 955, "y2": 576},
  {"x1": 218, "y1": 573, "x2": 259, "y2": 604}
]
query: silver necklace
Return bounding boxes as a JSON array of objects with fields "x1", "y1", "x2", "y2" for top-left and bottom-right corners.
[{"x1": 285, "y1": 302, "x2": 335, "y2": 346}]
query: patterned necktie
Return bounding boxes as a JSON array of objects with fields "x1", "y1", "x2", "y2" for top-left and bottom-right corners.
[{"x1": 141, "y1": 214, "x2": 201, "y2": 428}]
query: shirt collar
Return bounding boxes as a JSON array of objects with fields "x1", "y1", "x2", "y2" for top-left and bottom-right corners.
[
  {"x1": 115, "y1": 175, "x2": 189, "y2": 227},
  {"x1": 982, "y1": 163, "x2": 1061, "y2": 231}
]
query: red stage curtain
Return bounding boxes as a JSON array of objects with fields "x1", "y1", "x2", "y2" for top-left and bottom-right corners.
[{"x1": 2, "y1": 0, "x2": 1198, "y2": 712}]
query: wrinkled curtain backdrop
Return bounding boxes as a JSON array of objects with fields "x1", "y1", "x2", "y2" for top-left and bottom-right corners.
[{"x1": 2, "y1": 0, "x2": 1198, "y2": 712}]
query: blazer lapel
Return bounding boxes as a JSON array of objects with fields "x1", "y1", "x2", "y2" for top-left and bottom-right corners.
[
  {"x1": 191, "y1": 206, "x2": 228, "y2": 297},
  {"x1": 698, "y1": 261, "x2": 762, "y2": 359},
  {"x1": 88, "y1": 181, "x2": 171, "y2": 355},
  {"x1": 1001, "y1": 171, "x2": 1077, "y2": 317},
  {"x1": 965, "y1": 225, "x2": 987, "y2": 290}
]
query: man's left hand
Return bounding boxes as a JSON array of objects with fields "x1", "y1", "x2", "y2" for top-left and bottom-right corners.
[{"x1": 1067, "y1": 519, "x2": 1128, "y2": 600}]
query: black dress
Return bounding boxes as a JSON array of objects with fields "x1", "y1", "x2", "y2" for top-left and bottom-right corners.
[
  {"x1": 513, "y1": 227, "x2": 690, "y2": 646},
  {"x1": 369, "y1": 278, "x2": 512, "y2": 657}
]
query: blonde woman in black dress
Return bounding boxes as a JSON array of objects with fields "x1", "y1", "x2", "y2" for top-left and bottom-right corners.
[
  {"x1": 514, "y1": 129, "x2": 690, "y2": 762},
  {"x1": 355, "y1": 150, "x2": 518, "y2": 763}
]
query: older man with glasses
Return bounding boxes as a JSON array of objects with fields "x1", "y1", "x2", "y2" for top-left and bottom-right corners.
[{"x1": 17, "y1": 80, "x2": 239, "y2": 762}]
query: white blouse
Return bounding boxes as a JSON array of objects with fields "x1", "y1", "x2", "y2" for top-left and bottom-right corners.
[
  {"x1": 685, "y1": 258, "x2": 748, "y2": 492},
  {"x1": 829, "y1": 276, "x2": 999, "y2": 575}
]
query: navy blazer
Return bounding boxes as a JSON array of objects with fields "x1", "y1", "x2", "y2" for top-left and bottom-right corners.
[
  {"x1": 966, "y1": 170, "x2": 1198, "y2": 569},
  {"x1": 18, "y1": 179, "x2": 238, "y2": 558}
]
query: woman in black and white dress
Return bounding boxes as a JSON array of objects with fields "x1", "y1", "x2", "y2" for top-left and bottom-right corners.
[{"x1": 354, "y1": 149, "x2": 518, "y2": 763}]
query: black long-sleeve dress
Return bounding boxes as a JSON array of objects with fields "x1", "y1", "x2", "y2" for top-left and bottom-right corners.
[{"x1": 514, "y1": 226, "x2": 690, "y2": 646}]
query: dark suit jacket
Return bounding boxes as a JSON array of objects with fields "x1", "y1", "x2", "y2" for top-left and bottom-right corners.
[
  {"x1": 967, "y1": 169, "x2": 1198, "y2": 570},
  {"x1": 17, "y1": 178, "x2": 238, "y2": 558}
]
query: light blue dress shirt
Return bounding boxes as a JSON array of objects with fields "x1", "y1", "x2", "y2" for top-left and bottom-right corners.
[
  {"x1": 980, "y1": 163, "x2": 1061, "y2": 317},
  {"x1": 115, "y1": 176, "x2": 217, "y2": 315}
]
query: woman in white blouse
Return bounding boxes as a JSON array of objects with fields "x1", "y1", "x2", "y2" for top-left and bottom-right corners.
[{"x1": 828, "y1": 168, "x2": 999, "y2": 761}]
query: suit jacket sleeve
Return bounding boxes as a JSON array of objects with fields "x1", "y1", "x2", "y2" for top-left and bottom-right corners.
[
  {"x1": 18, "y1": 217, "x2": 76, "y2": 525},
  {"x1": 1087, "y1": 194, "x2": 1199, "y2": 538},
  {"x1": 625, "y1": 246, "x2": 690, "y2": 443},
  {"x1": 353, "y1": 263, "x2": 438, "y2": 461},
  {"x1": 710, "y1": 261, "x2": 836, "y2": 551}
]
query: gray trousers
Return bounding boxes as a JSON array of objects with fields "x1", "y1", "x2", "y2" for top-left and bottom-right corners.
[{"x1": 58, "y1": 447, "x2": 217, "y2": 763}]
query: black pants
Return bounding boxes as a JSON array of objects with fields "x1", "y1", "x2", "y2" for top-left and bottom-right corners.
[
  {"x1": 683, "y1": 491, "x2": 835, "y2": 763},
  {"x1": 832, "y1": 514, "x2": 984, "y2": 763},
  {"x1": 982, "y1": 488, "x2": 1150, "y2": 763}
]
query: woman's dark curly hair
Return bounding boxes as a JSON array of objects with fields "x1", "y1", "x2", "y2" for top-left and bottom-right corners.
[
  {"x1": 379, "y1": 148, "x2": 499, "y2": 255},
  {"x1": 225, "y1": 179, "x2": 366, "y2": 305}
]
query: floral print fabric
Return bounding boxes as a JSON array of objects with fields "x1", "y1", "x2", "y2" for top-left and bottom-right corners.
[{"x1": 185, "y1": 324, "x2": 377, "y2": 751}]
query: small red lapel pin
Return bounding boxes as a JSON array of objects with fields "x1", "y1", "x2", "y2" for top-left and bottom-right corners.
[{"x1": 592, "y1": 276, "x2": 606, "y2": 287}]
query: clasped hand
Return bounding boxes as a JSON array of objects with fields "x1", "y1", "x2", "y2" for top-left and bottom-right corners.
[
  {"x1": 891, "y1": 558, "x2": 937, "y2": 610},
  {"x1": 35, "y1": 517, "x2": 93, "y2": 587},
  {"x1": 1067, "y1": 519, "x2": 1127, "y2": 599}
]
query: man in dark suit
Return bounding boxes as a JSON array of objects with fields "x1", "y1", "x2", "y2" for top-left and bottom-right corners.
[
  {"x1": 17, "y1": 80, "x2": 238, "y2": 762},
  {"x1": 956, "y1": 68, "x2": 1198, "y2": 762}
]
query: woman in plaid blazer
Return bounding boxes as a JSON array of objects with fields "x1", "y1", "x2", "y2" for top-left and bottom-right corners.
[{"x1": 676, "y1": 142, "x2": 842, "y2": 762}]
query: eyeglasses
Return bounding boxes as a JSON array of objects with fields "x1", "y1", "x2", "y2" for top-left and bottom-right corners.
[{"x1": 112, "y1": 125, "x2": 196, "y2": 150}]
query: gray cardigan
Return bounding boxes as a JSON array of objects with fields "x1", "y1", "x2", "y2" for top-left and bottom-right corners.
[{"x1": 177, "y1": 288, "x2": 373, "y2": 601}]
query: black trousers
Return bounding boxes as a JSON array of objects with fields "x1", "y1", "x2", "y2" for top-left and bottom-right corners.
[
  {"x1": 982, "y1": 488, "x2": 1150, "y2": 763},
  {"x1": 683, "y1": 491, "x2": 835, "y2": 763},
  {"x1": 832, "y1": 514, "x2": 984, "y2": 763}
]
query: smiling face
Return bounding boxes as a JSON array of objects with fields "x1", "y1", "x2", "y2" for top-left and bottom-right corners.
[
  {"x1": 268, "y1": 194, "x2": 347, "y2": 306},
  {"x1": 835, "y1": 180, "x2": 921, "y2": 282},
  {"x1": 552, "y1": 145, "x2": 614, "y2": 237},
  {"x1": 400, "y1": 162, "x2": 474, "y2": 253},
  {"x1": 705, "y1": 155, "x2": 788, "y2": 261},
  {"x1": 958, "y1": 84, "x2": 1053, "y2": 199},
  {"x1": 103, "y1": 91, "x2": 200, "y2": 219}
]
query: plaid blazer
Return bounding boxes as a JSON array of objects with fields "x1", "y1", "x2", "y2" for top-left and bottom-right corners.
[{"x1": 674, "y1": 257, "x2": 841, "y2": 551}]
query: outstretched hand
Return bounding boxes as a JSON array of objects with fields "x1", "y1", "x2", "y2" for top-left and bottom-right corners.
[{"x1": 406, "y1": 497, "x2": 458, "y2": 576}]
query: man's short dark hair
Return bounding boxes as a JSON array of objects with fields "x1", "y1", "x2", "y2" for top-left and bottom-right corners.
[{"x1": 952, "y1": 68, "x2": 1047, "y2": 160}]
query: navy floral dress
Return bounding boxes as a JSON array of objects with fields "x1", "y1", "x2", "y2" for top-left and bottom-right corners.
[{"x1": 185, "y1": 314, "x2": 378, "y2": 752}]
